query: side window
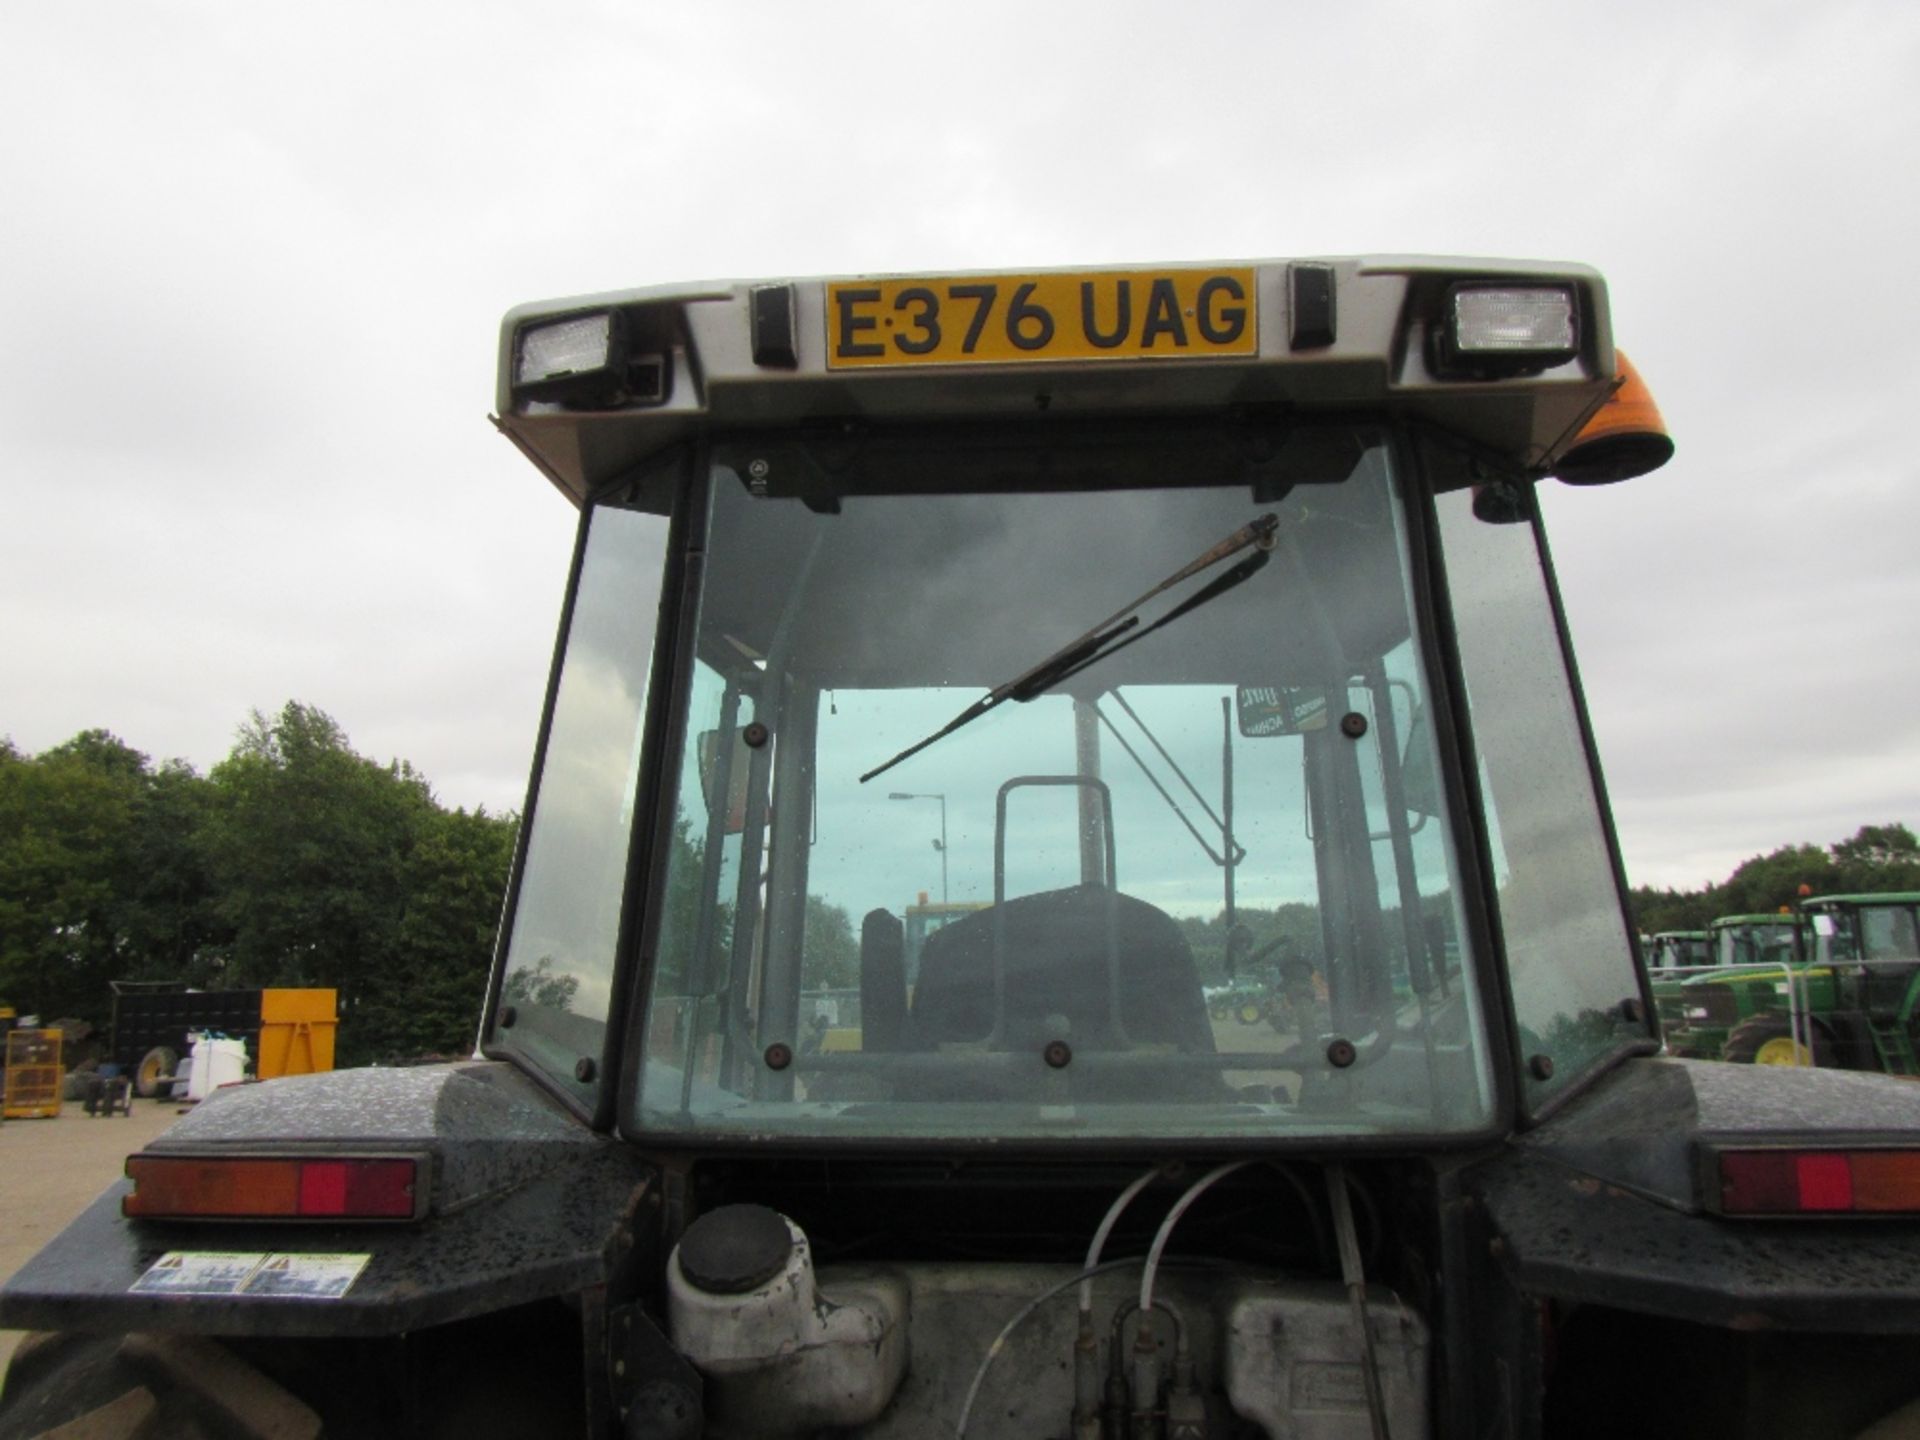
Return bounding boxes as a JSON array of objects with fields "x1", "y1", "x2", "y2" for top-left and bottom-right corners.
[
  {"x1": 1863, "y1": 906, "x2": 1920, "y2": 962},
  {"x1": 1434, "y1": 488, "x2": 1644, "y2": 1110},
  {"x1": 495, "y1": 503, "x2": 669, "y2": 1103}
]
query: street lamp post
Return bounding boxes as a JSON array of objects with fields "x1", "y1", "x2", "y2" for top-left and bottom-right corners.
[{"x1": 888, "y1": 791, "x2": 948, "y2": 903}]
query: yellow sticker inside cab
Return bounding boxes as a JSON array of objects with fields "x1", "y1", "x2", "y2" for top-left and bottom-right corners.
[{"x1": 826, "y1": 268, "x2": 1257, "y2": 369}]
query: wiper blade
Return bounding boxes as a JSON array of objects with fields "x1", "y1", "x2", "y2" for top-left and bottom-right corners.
[{"x1": 860, "y1": 513, "x2": 1279, "y2": 784}]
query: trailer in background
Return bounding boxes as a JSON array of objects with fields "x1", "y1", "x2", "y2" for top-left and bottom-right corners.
[{"x1": 107, "y1": 982, "x2": 337, "y2": 1097}]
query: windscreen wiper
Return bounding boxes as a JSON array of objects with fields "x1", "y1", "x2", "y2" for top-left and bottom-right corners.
[{"x1": 860, "y1": 513, "x2": 1279, "y2": 784}]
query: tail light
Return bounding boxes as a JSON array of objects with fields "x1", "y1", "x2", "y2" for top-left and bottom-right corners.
[
  {"x1": 125, "y1": 1154, "x2": 427, "y2": 1221},
  {"x1": 1713, "y1": 1148, "x2": 1920, "y2": 1216}
]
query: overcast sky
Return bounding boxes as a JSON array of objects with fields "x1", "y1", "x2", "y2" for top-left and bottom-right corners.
[{"x1": 4, "y1": 0, "x2": 1916, "y2": 893}]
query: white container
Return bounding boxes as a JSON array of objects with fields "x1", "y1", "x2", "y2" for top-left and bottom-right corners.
[
  {"x1": 186, "y1": 1035, "x2": 248, "y2": 1100},
  {"x1": 667, "y1": 1212, "x2": 907, "y2": 1438}
]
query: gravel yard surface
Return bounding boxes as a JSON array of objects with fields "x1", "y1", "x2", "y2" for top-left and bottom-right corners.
[{"x1": 0, "y1": 1098, "x2": 184, "y2": 1378}]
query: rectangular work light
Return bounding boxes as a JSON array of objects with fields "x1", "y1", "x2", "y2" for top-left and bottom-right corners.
[
  {"x1": 512, "y1": 310, "x2": 629, "y2": 405},
  {"x1": 124, "y1": 1154, "x2": 426, "y2": 1221},
  {"x1": 1438, "y1": 284, "x2": 1578, "y2": 377}
]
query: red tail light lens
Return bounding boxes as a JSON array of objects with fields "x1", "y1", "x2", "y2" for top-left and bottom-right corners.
[
  {"x1": 1716, "y1": 1148, "x2": 1920, "y2": 1216},
  {"x1": 125, "y1": 1155, "x2": 424, "y2": 1221}
]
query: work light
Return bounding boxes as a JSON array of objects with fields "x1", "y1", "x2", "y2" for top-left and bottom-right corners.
[
  {"x1": 512, "y1": 310, "x2": 628, "y2": 406},
  {"x1": 1438, "y1": 284, "x2": 1578, "y2": 377}
]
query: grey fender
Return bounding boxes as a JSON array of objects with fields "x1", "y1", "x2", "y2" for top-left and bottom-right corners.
[
  {"x1": 0, "y1": 1062, "x2": 654, "y2": 1339},
  {"x1": 1468, "y1": 1057, "x2": 1920, "y2": 1332}
]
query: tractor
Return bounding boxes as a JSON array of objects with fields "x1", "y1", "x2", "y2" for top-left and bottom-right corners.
[{"x1": 6, "y1": 259, "x2": 1920, "y2": 1439}]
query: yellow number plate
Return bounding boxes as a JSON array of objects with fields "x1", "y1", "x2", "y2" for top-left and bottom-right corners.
[{"x1": 826, "y1": 268, "x2": 1257, "y2": 369}]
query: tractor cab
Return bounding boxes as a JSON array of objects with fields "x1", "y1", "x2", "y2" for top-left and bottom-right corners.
[
  {"x1": 484, "y1": 262, "x2": 1665, "y2": 1150},
  {"x1": 1646, "y1": 930, "x2": 1712, "y2": 972}
]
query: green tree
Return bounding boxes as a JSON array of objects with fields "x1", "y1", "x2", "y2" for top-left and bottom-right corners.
[
  {"x1": 1180, "y1": 901, "x2": 1323, "y2": 986},
  {"x1": 117, "y1": 759, "x2": 231, "y2": 988},
  {"x1": 201, "y1": 702, "x2": 512, "y2": 1064},
  {"x1": 802, "y1": 895, "x2": 859, "y2": 990},
  {"x1": 1713, "y1": 843, "x2": 1835, "y2": 918},
  {"x1": 370, "y1": 802, "x2": 519, "y2": 1058},
  {"x1": 0, "y1": 731, "x2": 155, "y2": 1029},
  {"x1": 1, "y1": 709, "x2": 519, "y2": 1066},
  {"x1": 502, "y1": 955, "x2": 580, "y2": 1010},
  {"x1": 204, "y1": 704, "x2": 428, "y2": 997},
  {"x1": 1629, "y1": 823, "x2": 1920, "y2": 936},
  {"x1": 1628, "y1": 885, "x2": 1717, "y2": 936},
  {"x1": 1830, "y1": 823, "x2": 1920, "y2": 891}
]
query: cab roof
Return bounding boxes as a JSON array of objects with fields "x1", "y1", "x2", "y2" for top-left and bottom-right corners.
[{"x1": 494, "y1": 255, "x2": 1620, "y2": 507}]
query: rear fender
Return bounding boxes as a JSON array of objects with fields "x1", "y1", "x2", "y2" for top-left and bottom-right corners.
[
  {"x1": 0, "y1": 1062, "x2": 655, "y2": 1339},
  {"x1": 1471, "y1": 1057, "x2": 1920, "y2": 1333}
]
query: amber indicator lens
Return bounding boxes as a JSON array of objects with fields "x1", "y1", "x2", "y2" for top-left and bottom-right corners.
[
  {"x1": 1554, "y1": 349, "x2": 1675, "y2": 484},
  {"x1": 124, "y1": 1155, "x2": 420, "y2": 1220},
  {"x1": 1717, "y1": 1149, "x2": 1920, "y2": 1215}
]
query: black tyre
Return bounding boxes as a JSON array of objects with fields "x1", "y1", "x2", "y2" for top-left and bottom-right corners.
[
  {"x1": 1854, "y1": 1397, "x2": 1920, "y2": 1438},
  {"x1": 133, "y1": 1046, "x2": 177, "y2": 1099},
  {"x1": 1236, "y1": 999, "x2": 1266, "y2": 1026},
  {"x1": 1722, "y1": 1015, "x2": 1823, "y2": 1068},
  {"x1": 0, "y1": 1332, "x2": 323, "y2": 1440}
]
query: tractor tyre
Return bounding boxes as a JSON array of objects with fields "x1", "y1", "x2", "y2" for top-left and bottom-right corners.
[
  {"x1": 1855, "y1": 1397, "x2": 1920, "y2": 1438},
  {"x1": 1722, "y1": 1016, "x2": 1824, "y2": 1068},
  {"x1": 1236, "y1": 999, "x2": 1266, "y2": 1026},
  {"x1": 1209, "y1": 1001, "x2": 1229, "y2": 1023},
  {"x1": 133, "y1": 1047, "x2": 177, "y2": 1099},
  {"x1": 0, "y1": 1332, "x2": 322, "y2": 1440}
]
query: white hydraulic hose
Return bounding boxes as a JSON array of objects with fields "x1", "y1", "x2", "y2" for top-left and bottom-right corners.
[
  {"x1": 956, "y1": 1257, "x2": 1143, "y2": 1439},
  {"x1": 1079, "y1": 1163, "x2": 1166, "y2": 1319},
  {"x1": 1138, "y1": 1160, "x2": 1250, "y2": 1320}
]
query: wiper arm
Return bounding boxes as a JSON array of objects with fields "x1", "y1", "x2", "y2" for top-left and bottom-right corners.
[{"x1": 860, "y1": 513, "x2": 1279, "y2": 784}]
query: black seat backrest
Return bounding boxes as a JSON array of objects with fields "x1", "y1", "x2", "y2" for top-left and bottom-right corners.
[
  {"x1": 860, "y1": 908, "x2": 911, "y2": 1052},
  {"x1": 910, "y1": 884, "x2": 1215, "y2": 1054}
]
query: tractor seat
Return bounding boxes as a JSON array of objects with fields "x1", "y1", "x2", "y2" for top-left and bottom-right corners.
[{"x1": 907, "y1": 884, "x2": 1218, "y2": 1099}]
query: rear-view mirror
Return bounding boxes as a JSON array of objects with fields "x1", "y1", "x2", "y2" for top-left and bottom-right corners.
[{"x1": 697, "y1": 729, "x2": 752, "y2": 836}]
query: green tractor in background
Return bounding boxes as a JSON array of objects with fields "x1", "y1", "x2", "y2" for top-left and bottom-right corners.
[
  {"x1": 1645, "y1": 930, "x2": 1712, "y2": 974},
  {"x1": 1646, "y1": 930, "x2": 1713, "y2": 1051},
  {"x1": 1658, "y1": 915, "x2": 1803, "y2": 1063},
  {"x1": 1661, "y1": 897, "x2": 1920, "y2": 1071}
]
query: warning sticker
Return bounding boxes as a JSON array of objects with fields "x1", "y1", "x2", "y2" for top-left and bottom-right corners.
[
  {"x1": 240, "y1": 1253, "x2": 370, "y2": 1299},
  {"x1": 129, "y1": 1252, "x2": 262, "y2": 1296},
  {"x1": 131, "y1": 1252, "x2": 371, "y2": 1300}
]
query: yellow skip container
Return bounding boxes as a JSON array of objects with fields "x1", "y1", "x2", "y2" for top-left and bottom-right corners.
[{"x1": 257, "y1": 989, "x2": 338, "y2": 1079}]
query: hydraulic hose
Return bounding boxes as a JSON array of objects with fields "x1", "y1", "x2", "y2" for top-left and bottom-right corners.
[
  {"x1": 956, "y1": 1257, "x2": 1143, "y2": 1440},
  {"x1": 1138, "y1": 1160, "x2": 1250, "y2": 1320},
  {"x1": 1080, "y1": 1163, "x2": 1166, "y2": 1318}
]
